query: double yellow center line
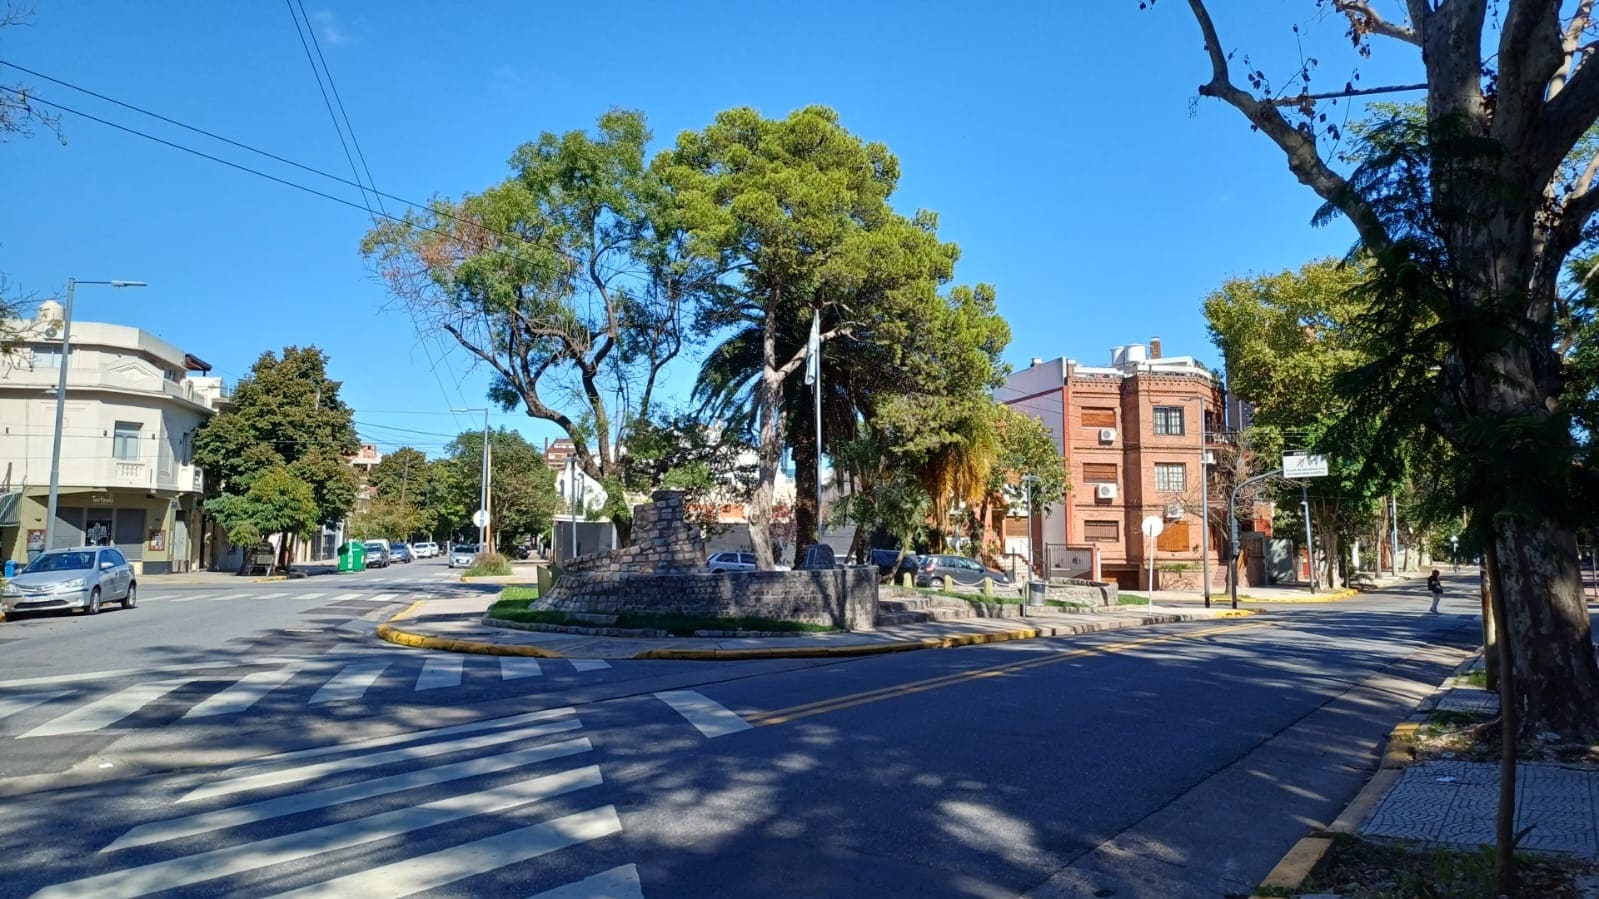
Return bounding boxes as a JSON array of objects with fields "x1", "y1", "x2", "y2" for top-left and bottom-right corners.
[{"x1": 745, "y1": 621, "x2": 1270, "y2": 727}]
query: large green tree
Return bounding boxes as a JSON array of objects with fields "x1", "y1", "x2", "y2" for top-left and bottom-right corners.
[
  {"x1": 204, "y1": 466, "x2": 320, "y2": 560},
  {"x1": 660, "y1": 105, "x2": 961, "y2": 568},
  {"x1": 1176, "y1": 1, "x2": 1599, "y2": 747},
  {"x1": 361, "y1": 110, "x2": 721, "y2": 545},
  {"x1": 440, "y1": 428, "x2": 556, "y2": 550},
  {"x1": 193, "y1": 347, "x2": 359, "y2": 559}
]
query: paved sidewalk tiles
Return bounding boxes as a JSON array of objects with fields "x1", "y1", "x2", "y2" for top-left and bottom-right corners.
[{"x1": 1362, "y1": 760, "x2": 1599, "y2": 858}]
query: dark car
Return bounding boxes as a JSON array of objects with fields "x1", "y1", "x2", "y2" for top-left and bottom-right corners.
[
  {"x1": 362, "y1": 541, "x2": 391, "y2": 568},
  {"x1": 869, "y1": 549, "x2": 921, "y2": 581},
  {"x1": 915, "y1": 554, "x2": 1014, "y2": 591}
]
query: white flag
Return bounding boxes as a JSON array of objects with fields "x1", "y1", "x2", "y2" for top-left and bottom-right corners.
[{"x1": 804, "y1": 310, "x2": 820, "y2": 386}]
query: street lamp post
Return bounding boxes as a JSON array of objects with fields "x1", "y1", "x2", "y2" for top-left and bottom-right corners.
[
  {"x1": 451, "y1": 408, "x2": 491, "y2": 551},
  {"x1": 43, "y1": 278, "x2": 147, "y2": 551},
  {"x1": 1021, "y1": 473, "x2": 1040, "y2": 603},
  {"x1": 1450, "y1": 534, "x2": 1459, "y2": 572},
  {"x1": 1228, "y1": 467, "x2": 1283, "y2": 610}
]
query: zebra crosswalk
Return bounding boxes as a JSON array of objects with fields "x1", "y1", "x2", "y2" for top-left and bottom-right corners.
[
  {"x1": 0, "y1": 656, "x2": 613, "y2": 740},
  {"x1": 29, "y1": 708, "x2": 632, "y2": 898}
]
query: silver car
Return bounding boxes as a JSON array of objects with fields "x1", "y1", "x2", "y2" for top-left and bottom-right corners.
[
  {"x1": 1, "y1": 547, "x2": 138, "y2": 616},
  {"x1": 448, "y1": 544, "x2": 479, "y2": 568}
]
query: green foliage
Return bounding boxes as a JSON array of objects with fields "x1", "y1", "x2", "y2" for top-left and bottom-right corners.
[
  {"x1": 193, "y1": 346, "x2": 359, "y2": 535},
  {"x1": 204, "y1": 465, "x2": 320, "y2": 547},
  {"x1": 441, "y1": 428, "x2": 557, "y2": 547},
  {"x1": 465, "y1": 552, "x2": 513, "y2": 577},
  {"x1": 988, "y1": 403, "x2": 1068, "y2": 516},
  {"x1": 347, "y1": 496, "x2": 423, "y2": 542},
  {"x1": 362, "y1": 110, "x2": 720, "y2": 540}
]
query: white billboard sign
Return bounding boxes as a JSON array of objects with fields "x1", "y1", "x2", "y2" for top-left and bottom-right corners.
[{"x1": 1283, "y1": 453, "x2": 1330, "y2": 478}]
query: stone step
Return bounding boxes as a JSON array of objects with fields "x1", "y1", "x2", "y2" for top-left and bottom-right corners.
[
  {"x1": 925, "y1": 606, "x2": 976, "y2": 621},
  {"x1": 878, "y1": 598, "x2": 933, "y2": 613},
  {"x1": 877, "y1": 610, "x2": 932, "y2": 626}
]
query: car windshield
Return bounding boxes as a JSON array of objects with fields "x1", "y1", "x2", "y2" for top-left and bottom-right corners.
[
  {"x1": 393, "y1": 544, "x2": 408, "y2": 550},
  {"x1": 456, "y1": 545, "x2": 477, "y2": 554},
  {"x1": 25, "y1": 551, "x2": 95, "y2": 572},
  {"x1": 364, "y1": 542, "x2": 384, "y2": 550}
]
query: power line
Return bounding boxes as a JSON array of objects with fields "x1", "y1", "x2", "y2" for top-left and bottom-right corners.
[
  {"x1": 283, "y1": 0, "x2": 375, "y2": 219},
  {"x1": 294, "y1": 0, "x2": 385, "y2": 218}
]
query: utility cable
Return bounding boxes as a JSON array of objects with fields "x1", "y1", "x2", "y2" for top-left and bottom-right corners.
[{"x1": 284, "y1": 0, "x2": 376, "y2": 218}]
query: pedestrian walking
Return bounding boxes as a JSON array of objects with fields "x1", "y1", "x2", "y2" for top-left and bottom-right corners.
[{"x1": 1427, "y1": 568, "x2": 1443, "y2": 613}]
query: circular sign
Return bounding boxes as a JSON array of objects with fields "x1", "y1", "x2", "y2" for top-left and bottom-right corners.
[
  {"x1": 1140, "y1": 515, "x2": 1165, "y2": 538},
  {"x1": 471, "y1": 509, "x2": 491, "y2": 528}
]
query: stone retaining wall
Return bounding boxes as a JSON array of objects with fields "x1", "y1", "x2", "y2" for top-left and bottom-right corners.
[
  {"x1": 541, "y1": 567, "x2": 878, "y2": 632},
  {"x1": 1046, "y1": 580, "x2": 1119, "y2": 606},
  {"x1": 542, "y1": 489, "x2": 877, "y2": 631}
]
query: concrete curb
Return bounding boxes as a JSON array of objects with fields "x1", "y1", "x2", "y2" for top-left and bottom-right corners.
[
  {"x1": 1241, "y1": 588, "x2": 1361, "y2": 604},
  {"x1": 1249, "y1": 651, "x2": 1482, "y2": 897},
  {"x1": 632, "y1": 627, "x2": 1045, "y2": 660},
  {"x1": 374, "y1": 624, "x2": 567, "y2": 657}
]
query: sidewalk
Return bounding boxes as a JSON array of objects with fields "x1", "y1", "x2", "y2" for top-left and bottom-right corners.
[
  {"x1": 1255, "y1": 652, "x2": 1599, "y2": 896},
  {"x1": 134, "y1": 562, "x2": 337, "y2": 587},
  {"x1": 375, "y1": 592, "x2": 1258, "y2": 660},
  {"x1": 1140, "y1": 571, "x2": 1425, "y2": 607}
]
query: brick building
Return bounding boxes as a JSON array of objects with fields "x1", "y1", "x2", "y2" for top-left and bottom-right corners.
[{"x1": 995, "y1": 338, "x2": 1225, "y2": 590}]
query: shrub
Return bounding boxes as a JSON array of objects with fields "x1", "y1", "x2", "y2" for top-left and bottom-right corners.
[{"x1": 465, "y1": 552, "x2": 513, "y2": 577}]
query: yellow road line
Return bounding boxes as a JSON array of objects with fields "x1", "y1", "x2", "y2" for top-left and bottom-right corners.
[{"x1": 746, "y1": 621, "x2": 1269, "y2": 727}]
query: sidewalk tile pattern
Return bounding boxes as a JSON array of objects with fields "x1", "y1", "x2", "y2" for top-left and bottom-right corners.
[
  {"x1": 1434, "y1": 688, "x2": 1499, "y2": 715},
  {"x1": 1363, "y1": 760, "x2": 1599, "y2": 857}
]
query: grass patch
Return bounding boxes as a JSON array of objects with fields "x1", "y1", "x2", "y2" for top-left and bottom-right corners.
[
  {"x1": 500, "y1": 585, "x2": 540, "y2": 603},
  {"x1": 1459, "y1": 668, "x2": 1489, "y2": 688},
  {"x1": 957, "y1": 594, "x2": 1025, "y2": 605},
  {"x1": 1116, "y1": 593, "x2": 1151, "y2": 604},
  {"x1": 1296, "y1": 833, "x2": 1594, "y2": 898},
  {"x1": 464, "y1": 552, "x2": 513, "y2": 577}
]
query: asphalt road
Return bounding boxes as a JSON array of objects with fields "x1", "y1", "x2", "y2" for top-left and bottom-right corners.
[{"x1": 0, "y1": 573, "x2": 1482, "y2": 898}]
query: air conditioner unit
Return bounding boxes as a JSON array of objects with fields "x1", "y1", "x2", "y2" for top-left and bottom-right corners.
[
  {"x1": 1165, "y1": 503, "x2": 1184, "y2": 520},
  {"x1": 1095, "y1": 483, "x2": 1117, "y2": 500},
  {"x1": 1098, "y1": 427, "x2": 1116, "y2": 443}
]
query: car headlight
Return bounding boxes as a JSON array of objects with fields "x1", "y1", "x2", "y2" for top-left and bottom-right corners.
[
  {"x1": 1, "y1": 583, "x2": 18, "y2": 596},
  {"x1": 56, "y1": 578, "x2": 86, "y2": 591}
]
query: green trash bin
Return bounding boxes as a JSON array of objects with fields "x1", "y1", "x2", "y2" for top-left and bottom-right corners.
[{"x1": 338, "y1": 540, "x2": 367, "y2": 573}]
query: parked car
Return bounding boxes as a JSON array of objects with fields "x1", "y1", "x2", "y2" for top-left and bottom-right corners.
[
  {"x1": 869, "y1": 548, "x2": 922, "y2": 581},
  {"x1": 0, "y1": 546, "x2": 137, "y2": 616},
  {"x1": 363, "y1": 540, "x2": 391, "y2": 568},
  {"x1": 390, "y1": 543, "x2": 414, "y2": 564},
  {"x1": 412, "y1": 541, "x2": 439, "y2": 559},
  {"x1": 706, "y1": 551, "x2": 756, "y2": 573},
  {"x1": 448, "y1": 544, "x2": 479, "y2": 568},
  {"x1": 915, "y1": 554, "x2": 1013, "y2": 591}
]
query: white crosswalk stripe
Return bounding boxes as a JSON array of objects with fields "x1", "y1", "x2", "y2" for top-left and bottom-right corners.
[
  {"x1": 415, "y1": 656, "x2": 463, "y2": 690},
  {"x1": 656, "y1": 690, "x2": 753, "y2": 739},
  {"x1": 32, "y1": 708, "x2": 633, "y2": 898},
  {"x1": 182, "y1": 668, "x2": 300, "y2": 720},
  {"x1": 167, "y1": 593, "x2": 217, "y2": 602},
  {"x1": 307, "y1": 660, "x2": 389, "y2": 706},
  {"x1": 291, "y1": 592, "x2": 326, "y2": 601},
  {"x1": 327, "y1": 592, "x2": 361, "y2": 602},
  {"x1": 0, "y1": 690, "x2": 72, "y2": 722},
  {"x1": 529, "y1": 864, "x2": 645, "y2": 899},
  {"x1": 500, "y1": 657, "x2": 543, "y2": 679},
  {"x1": 569, "y1": 659, "x2": 611, "y2": 672},
  {"x1": 21, "y1": 680, "x2": 193, "y2": 738}
]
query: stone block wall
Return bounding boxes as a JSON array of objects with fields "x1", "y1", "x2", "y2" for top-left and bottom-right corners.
[
  {"x1": 542, "y1": 566, "x2": 878, "y2": 632},
  {"x1": 542, "y1": 490, "x2": 876, "y2": 631},
  {"x1": 561, "y1": 489, "x2": 706, "y2": 577}
]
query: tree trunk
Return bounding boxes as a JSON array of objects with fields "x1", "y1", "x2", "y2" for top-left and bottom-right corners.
[
  {"x1": 748, "y1": 297, "x2": 785, "y2": 571},
  {"x1": 1493, "y1": 516, "x2": 1599, "y2": 740},
  {"x1": 1485, "y1": 537, "x2": 1519, "y2": 896},
  {"x1": 791, "y1": 407, "x2": 819, "y2": 567}
]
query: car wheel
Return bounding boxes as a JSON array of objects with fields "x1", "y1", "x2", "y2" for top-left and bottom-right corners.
[
  {"x1": 85, "y1": 588, "x2": 102, "y2": 615},
  {"x1": 930, "y1": 576, "x2": 945, "y2": 590},
  {"x1": 123, "y1": 582, "x2": 138, "y2": 609}
]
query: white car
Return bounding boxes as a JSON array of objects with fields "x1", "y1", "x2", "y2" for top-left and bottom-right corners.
[
  {"x1": 705, "y1": 552, "x2": 790, "y2": 573},
  {"x1": 413, "y1": 541, "x2": 439, "y2": 559}
]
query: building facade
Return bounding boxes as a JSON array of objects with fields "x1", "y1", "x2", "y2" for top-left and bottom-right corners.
[
  {"x1": 996, "y1": 338, "x2": 1225, "y2": 590},
  {"x1": 0, "y1": 303, "x2": 223, "y2": 574}
]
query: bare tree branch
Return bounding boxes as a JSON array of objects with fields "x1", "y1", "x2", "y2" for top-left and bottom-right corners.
[
  {"x1": 1186, "y1": 0, "x2": 1393, "y2": 254},
  {"x1": 1548, "y1": 0, "x2": 1596, "y2": 97},
  {"x1": 1269, "y1": 82, "x2": 1426, "y2": 106},
  {"x1": 1333, "y1": 0, "x2": 1421, "y2": 45}
]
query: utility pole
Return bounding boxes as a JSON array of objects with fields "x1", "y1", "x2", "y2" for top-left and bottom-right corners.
[
  {"x1": 1302, "y1": 483, "x2": 1316, "y2": 594},
  {"x1": 1199, "y1": 399, "x2": 1211, "y2": 607},
  {"x1": 1390, "y1": 493, "x2": 1400, "y2": 576},
  {"x1": 1229, "y1": 468, "x2": 1283, "y2": 609}
]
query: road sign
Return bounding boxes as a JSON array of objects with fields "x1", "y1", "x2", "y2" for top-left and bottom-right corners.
[
  {"x1": 1140, "y1": 515, "x2": 1165, "y2": 538},
  {"x1": 1283, "y1": 452, "x2": 1330, "y2": 478},
  {"x1": 471, "y1": 509, "x2": 490, "y2": 528}
]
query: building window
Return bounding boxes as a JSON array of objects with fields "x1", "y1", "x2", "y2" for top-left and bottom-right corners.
[
  {"x1": 1083, "y1": 520, "x2": 1119, "y2": 542},
  {"x1": 1082, "y1": 407, "x2": 1116, "y2": 428},
  {"x1": 30, "y1": 346, "x2": 62, "y2": 369},
  {"x1": 1082, "y1": 462, "x2": 1118, "y2": 483},
  {"x1": 113, "y1": 421, "x2": 142, "y2": 461},
  {"x1": 1154, "y1": 406, "x2": 1185, "y2": 435},
  {"x1": 1155, "y1": 463, "x2": 1187, "y2": 492}
]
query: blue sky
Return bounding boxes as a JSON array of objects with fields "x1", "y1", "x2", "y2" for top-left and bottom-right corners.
[{"x1": 1, "y1": 1, "x2": 1419, "y2": 458}]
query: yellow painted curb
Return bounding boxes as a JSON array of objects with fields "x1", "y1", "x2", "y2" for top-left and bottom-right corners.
[
  {"x1": 633, "y1": 628, "x2": 1044, "y2": 661},
  {"x1": 1214, "y1": 609, "x2": 1259, "y2": 618},
  {"x1": 1242, "y1": 588, "x2": 1360, "y2": 604},
  {"x1": 1252, "y1": 835, "x2": 1333, "y2": 896},
  {"x1": 375, "y1": 624, "x2": 566, "y2": 658},
  {"x1": 250, "y1": 575, "x2": 290, "y2": 583}
]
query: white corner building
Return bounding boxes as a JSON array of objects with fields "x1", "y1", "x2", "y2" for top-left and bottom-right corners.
[{"x1": 0, "y1": 302, "x2": 224, "y2": 574}]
